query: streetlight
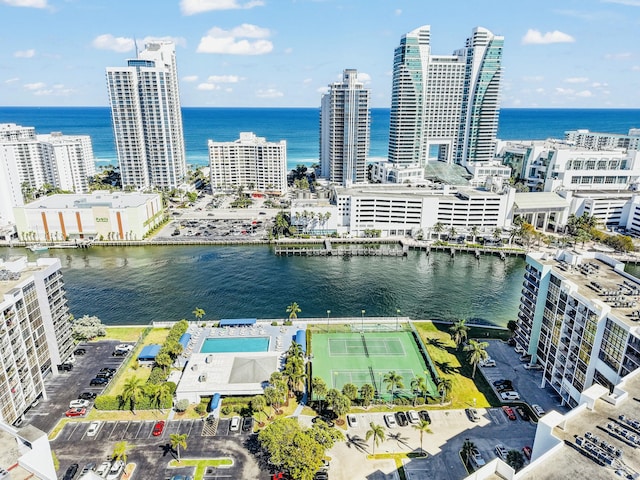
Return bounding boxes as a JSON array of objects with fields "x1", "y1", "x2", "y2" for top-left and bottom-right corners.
[
  {"x1": 326, "y1": 310, "x2": 331, "y2": 331},
  {"x1": 396, "y1": 309, "x2": 401, "y2": 331},
  {"x1": 361, "y1": 309, "x2": 366, "y2": 332}
]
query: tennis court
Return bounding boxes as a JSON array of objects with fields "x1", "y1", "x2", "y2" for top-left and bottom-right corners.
[{"x1": 311, "y1": 331, "x2": 438, "y2": 401}]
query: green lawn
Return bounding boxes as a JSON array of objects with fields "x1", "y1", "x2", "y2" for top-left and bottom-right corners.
[
  {"x1": 168, "y1": 458, "x2": 233, "y2": 480},
  {"x1": 101, "y1": 326, "x2": 147, "y2": 342}
]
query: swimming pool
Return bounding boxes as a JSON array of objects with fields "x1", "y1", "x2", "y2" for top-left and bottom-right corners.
[{"x1": 200, "y1": 336, "x2": 270, "y2": 353}]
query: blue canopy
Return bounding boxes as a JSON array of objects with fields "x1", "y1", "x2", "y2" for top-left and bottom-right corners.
[
  {"x1": 137, "y1": 344, "x2": 161, "y2": 361},
  {"x1": 295, "y1": 330, "x2": 306, "y2": 353},
  {"x1": 208, "y1": 393, "x2": 221, "y2": 412},
  {"x1": 179, "y1": 333, "x2": 191, "y2": 350},
  {"x1": 219, "y1": 318, "x2": 256, "y2": 327}
]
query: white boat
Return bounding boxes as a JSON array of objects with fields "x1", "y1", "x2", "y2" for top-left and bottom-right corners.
[{"x1": 27, "y1": 244, "x2": 48, "y2": 252}]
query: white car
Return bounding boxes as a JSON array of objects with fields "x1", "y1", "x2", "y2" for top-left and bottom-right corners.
[
  {"x1": 69, "y1": 399, "x2": 90, "y2": 409},
  {"x1": 500, "y1": 391, "x2": 521, "y2": 401},
  {"x1": 495, "y1": 444, "x2": 509, "y2": 460},
  {"x1": 95, "y1": 461, "x2": 111, "y2": 478},
  {"x1": 471, "y1": 447, "x2": 486, "y2": 467},
  {"x1": 115, "y1": 344, "x2": 134, "y2": 352},
  {"x1": 407, "y1": 410, "x2": 420, "y2": 424},
  {"x1": 479, "y1": 358, "x2": 496, "y2": 367},
  {"x1": 514, "y1": 344, "x2": 525, "y2": 354},
  {"x1": 384, "y1": 414, "x2": 397, "y2": 428},
  {"x1": 87, "y1": 421, "x2": 101, "y2": 437},
  {"x1": 531, "y1": 404, "x2": 546, "y2": 416},
  {"x1": 346, "y1": 414, "x2": 358, "y2": 428},
  {"x1": 524, "y1": 363, "x2": 543, "y2": 370},
  {"x1": 106, "y1": 460, "x2": 124, "y2": 480},
  {"x1": 230, "y1": 416, "x2": 241, "y2": 432}
]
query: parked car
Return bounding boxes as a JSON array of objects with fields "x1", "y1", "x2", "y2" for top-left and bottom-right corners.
[
  {"x1": 522, "y1": 446, "x2": 532, "y2": 460},
  {"x1": 152, "y1": 420, "x2": 165, "y2": 436},
  {"x1": 58, "y1": 363, "x2": 73, "y2": 372},
  {"x1": 346, "y1": 414, "x2": 358, "y2": 428},
  {"x1": 497, "y1": 384, "x2": 515, "y2": 393},
  {"x1": 407, "y1": 410, "x2": 420, "y2": 424},
  {"x1": 395, "y1": 411, "x2": 409, "y2": 427},
  {"x1": 80, "y1": 462, "x2": 96, "y2": 476},
  {"x1": 73, "y1": 348, "x2": 86, "y2": 356},
  {"x1": 62, "y1": 463, "x2": 79, "y2": 480},
  {"x1": 516, "y1": 406, "x2": 530, "y2": 421},
  {"x1": 502, "y1": 406, "x2": 517, "y2": 421},
  {"x1": 495, "y1": 444, "x2": 509, "y2": 460},
  {"x1": 65, "y1": 407, "x2": 86, "y2": 417},
  {"x1": 470, "y1": 447, "x2": 486, "y2": 467},
  {"x1": 112, "y1": 349, "x2": 127, "y2": 357},
  {"x1": 493, "y1": 379, "x2": 512, "y2": 388},
  {"x1": 500, "y1": 391, "x2": 521, "y2": 401},
  {"x1": 230, "y1": 416, "x2": 241, "y2": 432},
  {"x1": 115, "y1": 344, "x2": 134, "y2": 352},
  {"x1": 479, "y1": 358, "x2": 496, "y2": 367},
  {"x1": 106, "y1": 460, "x2": 124, "y2": 480},
  {"x1": 87, "y1": 421, "x2": 101, "y2": 437},
  {"x1": 466, "y1": 408, "x2": 481, "y2": 422},
  {"x1": 515, "y1": 344, "x2": 525, "y2": 354},
  {"x1": 384, "y1": 414, "x2": 397, "y2": 428},
  {"x1": 95, "y1": 461, "x2": 111, "y2": 478},
  {"x1": 69, "y1": 399, "x2": 90, "y2": 409},
  {"x1": 531, "y1": 404, "x2": 546, "y2": 417},
  {"x1": 524, "y1": 363, "x2": 543, "y2": 370},
  {"x1": 241, "y1": 416, "x2": 254, "y2": 433},
  {"x1": 418, "y1": 410, "x2": 431, "y2": 423},
  {"x1": 90, "y1": 377, "x2": 109, "y2": 386},
  {"x1": 79, "y1": 392, "x2": 97, "y2": 400}
]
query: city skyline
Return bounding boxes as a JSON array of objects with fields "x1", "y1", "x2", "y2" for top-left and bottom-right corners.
[{"x1": 1, "y1": 0, "x2": 640, "y2": 109}]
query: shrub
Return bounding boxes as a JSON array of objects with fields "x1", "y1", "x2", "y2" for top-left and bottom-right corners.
[
  {"x1": 94, "y1": 395, "x2": 121, "y2": 410},
  {"x1": 195, "y1": 404, "x2": 207, "y2": 416},
  {"x1": 147, "y1": 367, "x2": 167, "y2": 385},
  {"x1": 175, "y1": 399, "x2": 189, "y2": 412},
  {"x1": 283, "y1": 320, "x2": 293, "y2": 326},
  {"x1": 271, "y1": 321, "x2": 279, "y2": 326}
]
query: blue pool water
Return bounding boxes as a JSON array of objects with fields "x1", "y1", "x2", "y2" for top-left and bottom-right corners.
[{"x1": 200, "y1": 336, "x2": 270, "y2": 353}]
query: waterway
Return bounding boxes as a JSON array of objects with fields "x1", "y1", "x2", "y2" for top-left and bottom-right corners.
[{"x1": 1, "y1": 245, "x2": 527, "y2": 327}]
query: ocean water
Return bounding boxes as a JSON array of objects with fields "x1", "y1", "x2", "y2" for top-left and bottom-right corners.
[{"x1": 1, "y1": 107, "x2": 638, "y2": 171}]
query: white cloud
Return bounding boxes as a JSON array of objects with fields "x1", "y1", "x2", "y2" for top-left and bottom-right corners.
[
  {"x1": 564, "y1": 77, "x2": 588, "y2": 83},
  {"x1": 522, "y1": 75, "x2": 544, "y2": 82},
  {"x1": 602, "y1": 0, "x2": 640, "y2": 5},
  {"x1": 5, "y1": 77, "x2": 20, "y2": 84},
  {"x1": 256, "y1": 88, "x2": 283, "y2": 98},
  {"x1": 143, "y1": 36, "x2": 187, "y2": 48},
  {"x1": 357, "y1": 72, "x2": 372, "y2": 84},
  {"x1": 207, "y1": 75, "x2": 242, "y2": 83},
  {"x1": 24, "y1": 82, "x2": 46, "y2": 90},
  {"x1": 1, "y1": 0, "x2": 47, "y2": 8},
  {"x1": 180, "y1": 0, "x2": 264, "y2": 15},
  {"x1": 92, "y1": 34, "x2": 135, "y2": 53},
  {"x1": 605, "y1": 52, "x2": 632, "y2": 59},
  {"x1": 284, "y1": 47, "x2": 293, "y2": 54},
  {"x1": 395, "y1": 9, "x2": 402, "y2": 15},
  {"x1": 182, "y1": 75, "x2": 199, "y2": 82},
  {"x1": 197, "y1": 24, "x2": 273, "y2": 55},
  {"x1": 197, "y1": 83, "x2": 220, "y2": 91},
  {"x1": 522, "y1": 29, "x2": 575, "y2": 45},
  {"x1": 535, "y1": 88, "x2": 545, "y2": 93},
  {"x1": 14, "y1": 49, "x2": 35, "y2": 58},
  {"x1": 632, "y1": 65, "x2": 640, "y2": 71},
  {"x1": 303, "y1": 78, "x2": 312, "y2": 85},
  {"x1": 591, "y1": 81, "x2": 609, "y2": 88},
  {"x1": 316, "y1": 86, "x2": 329, "y2": 95},
  {"x1": 575, "y1": 90, "x2": 593, "y2": 98}
]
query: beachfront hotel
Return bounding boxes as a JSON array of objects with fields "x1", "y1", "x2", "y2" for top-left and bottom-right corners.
[
  {"x1": 13, "y1": 191, "x2": 164, "y2": 242},
  {"x1": 319, "y1": 69, "x2": 371, "y2": 187},
  {"x1": 106, "y1": 41, "x2": 186, "y2": 191},
  {"x1": 387, "y1": 25, "x2": 503, "y2": 170},
  {"x1": 0, "y1": 256, "x2": 74, "y2": 426},
  {"x1": 0, "y1": 123, "x2": 96, "y2": 228},
  {"x1": 208, "y1": 132, "x2": 287, "y2": 195}
]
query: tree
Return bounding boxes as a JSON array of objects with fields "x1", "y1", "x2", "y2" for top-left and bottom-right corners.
[
  {"x1": 170, "y1": 433, "x2": 188, "y2": 462},
  {"x1": 264, "y1": 386, "x2": 279, "y2": 417},
  {"x1": 365, "y1": 422, "x2": 386, "y2": 455},
  {"x1": 325, "y1": 388, "x2": 341, "y2": 412},
  {"x1": 413, "y1": 419, "x2": 432, "y2": 455},
  {"x1": 151, "y1": 383, "x2": 172, "y2": 411},
  {"x1": 432, "y1": 222, "x2": 444, "y2": 240},
  {"x1": 342, "y1": 383, "x2": 358, "y2": 402},
  {"x1": 382, "y1": 371, "x2": 404, "y2": 401},
  {"x1": 449, "y1": 319, "x2": 470, "y2": 349},
  {"x1": 286, "y1": 302, "x2": 301, "y2": 319},
  {"x1": 112, "y1": 441, "x2": 130, "y2": 463},
  {"x1": 461, "y1": 439, "x2": 476, "y2": 468},
  {"x1": 410, "y1": 376, "x2": 428, "y2": 406},
  {"x1": 470, "y1": 226, "x2": 479, "y2": 244},
  {"x1": 436, "y1": 377, "x2": 453, "y2": 404},
  {"x1": 192, "y1": 307, "x2": 205, "y2": 323},
  {"x1": 251, "y1": 396, "x2": 267, "y2": 422},
  {"x1": 120, "y1": 377, "x2": 145, "y2": 413},
  {"x1": 359, "y1": 383, "x2": 375, "y2": 406},
  {"x1": 283, "y1": 355, "x2": 306, "y2": 395},
  {"x1": 576, "y1": 228, "x2": 591, "y2": 248},
  {"x1": 312, "y1": 377, "x2": 327, "y2": 413},
  {"x1": 464, "y1": 339, "x2": 490, "y2": 378},
  {"x1": 448, "y1": 225, "x2": 457, "y2": 240},
  {"x1": 506, "y1": 449, "x2": 525, "y2": 471},
  {"x1": 331, "y1": 394, "x2": 351, "y2": 422},
  {"x1": 507, "y1": 320, "x2": 518, "y2": 337},
  {"x1": 309, "y1": 419, "x2": 345, "y2": 449},
  {"x1": 492, "y1": 227, "x2": 503, "y2": 243},
  {"x1": 71, "y1": 315, "x2": 106, "y2": 341},
  {"x1": 154, "y1": 351, "x2": 173, "y2": 373}
]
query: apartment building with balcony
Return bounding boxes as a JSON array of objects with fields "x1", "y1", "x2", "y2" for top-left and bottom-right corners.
[
  {"x1": 0, "y1": 257, "x2": 73, "y2": 426},
  {"x1": 515, "y1": 250, "x2": 640, "y2": 408}
]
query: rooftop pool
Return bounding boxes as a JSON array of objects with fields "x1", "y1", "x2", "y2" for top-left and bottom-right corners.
[{"x1": 200, "y1": 336, "x2": 270, "y2": 353}]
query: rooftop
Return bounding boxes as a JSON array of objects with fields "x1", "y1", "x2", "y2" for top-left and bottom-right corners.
[
  {"x1": 23, "y1": 191, "x2": 158, "y2": 210},
  {"x1": 0, "y1": 257, "x2": 58, "y2": 298}
]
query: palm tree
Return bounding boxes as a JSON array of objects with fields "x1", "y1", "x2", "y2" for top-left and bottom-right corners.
[
  {"x1": 360, "y1": 383, "x2": 375, "y2": 406},
  {"x1": 470, "y1": 226, "x2": 479, "y2": 244},
  {"x1": 448, "y1": 225, "x2": 457, "y2": 241},
  {"x1": 464, "y1": 339, "x2": 490, "y2": 378},
  {"x1": 121, "y1": 377, "x2": 145, "y2": 413},
  {"x1": 365, "y1": 422, "x2": 386, "y2": 455},
  {"x1": 112, "y1": 441, "x2": 130, "y2": 463},
  {"x1": 382, "y1": 371, "x2": 404, "y2": 401},
  {"x1": 170, "y1": 433, "x2": 188, "y2": 462},
  {"x1": 436, "y1": 377, "x2": 453, "y2": 405},
  {"x1": 410, "y1": 376, "x2": 427, "y2": 406},
  {"x1": 251, "y1": 395, "x2": 266, "y2": 422},
  {"x1": 151, "y1": 383, "x2": 173, "y2": 412},
  {"x1": 432, "y1": 222, "x2": 444, "y2": 240},
  {"x1": 461, "y1": 439, "x2": 476, "y2": 468},
  {"x1": 286, "y1": 302, "x2": 301, "y2": 319},
  {"x1": 492, "y1": 227, "x2": 503, "y2": 244},
  {"x1": 413, "y1": 419, "x2": 432, "y2": 455},
  {"x1": 449, "y1": 319, "x2": 469, "y2": 349},
  {"x1": 192, "y1": 307, "x2": 205, "y2": 323}
]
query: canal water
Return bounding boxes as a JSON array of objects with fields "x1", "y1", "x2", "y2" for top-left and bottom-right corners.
[{"x1": 2, "y1": 245, "x2": 528, "y2": 327}]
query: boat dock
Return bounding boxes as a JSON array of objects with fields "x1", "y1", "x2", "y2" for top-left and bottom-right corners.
[{"x1": 274, "y1": 239, "x2": 409, "y2": 257}]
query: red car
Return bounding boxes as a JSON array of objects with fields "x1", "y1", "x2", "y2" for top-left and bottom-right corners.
[
  {"x1": 522, "y1": 446, "x2": 532, "y2": 460},
  {"x1": 152, "y1": 420, "x2": 165, "y2": 436},
  {"x1": 502, "y1": 406, "x2": 516, "y2": 421},
  {"x1": 65, "y1": 407, "x2": 87, "y2": 417}
]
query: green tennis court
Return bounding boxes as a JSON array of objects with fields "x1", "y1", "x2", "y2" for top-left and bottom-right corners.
[{"x1": 311, "y1": 331, "x2": 438, "y2": 401}]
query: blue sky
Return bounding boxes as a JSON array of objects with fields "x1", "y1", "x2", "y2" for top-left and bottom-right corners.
[{"x1": 1, "y1": 0, "x2": 639, "y2": 108}]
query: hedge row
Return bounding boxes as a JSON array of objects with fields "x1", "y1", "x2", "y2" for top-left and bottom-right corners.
[{"x1": 94, "y1": 394, "x2": 172, "y2": 410}]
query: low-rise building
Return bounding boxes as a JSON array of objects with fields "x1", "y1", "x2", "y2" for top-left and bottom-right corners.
[
  {"x1": 0, "y1": 422, "x2": 56, "y2": 480},
  {"x1": 565, "y1": 128, "x2": 640, "y2": 151},
  {"x1": 13, "y1": 191, "x2": 164, "y2": 242}
]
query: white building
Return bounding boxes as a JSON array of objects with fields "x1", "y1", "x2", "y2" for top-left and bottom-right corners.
[
  {"x1": 209, "y1": 132, "x2": 287, "y2": 195},
  {"x1": 0, "y1": 124, "x2": 96, "y2": 227},
  {"x1": 565, "y1": 128, "x2": 640, "y2": 151},
  {"x1": 13, "y1": 191, "x2": 164, "y2": 242},
  {"x1": 0, "y1": 257, "x2": 74, "y2": 426},
  {"x1": 0, "y1": 422, "x2": 57, "y2": 480},
  {"x1": 320, "y1": 69, "x2": 370, "y2": 186},
  {"x1": 388, "y1": 26, "x2": 503, "y2": 170},
  {"x1": 106, "y1": 41, "x2": 186, "y2": 190}
]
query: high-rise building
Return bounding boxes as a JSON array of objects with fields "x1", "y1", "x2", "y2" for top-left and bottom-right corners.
[
  {"x1": 320, "y1": 69, "x2": 371, "y2": 186},
  {"x1": 106, "y1": 41, "x2": 186, "y2": 190},
  {"x1": 388, "y1": 26, "x2": 503, "y2": 169},
  {"x1": 0, "y1": 124, "x2": 96, "y2": 227},
  {"x1": 208, "y1": 132, "x2": 287, "y2": 194},
  {"x1": 0, "y1": 257, "x2": 74, "y2": 426}
]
